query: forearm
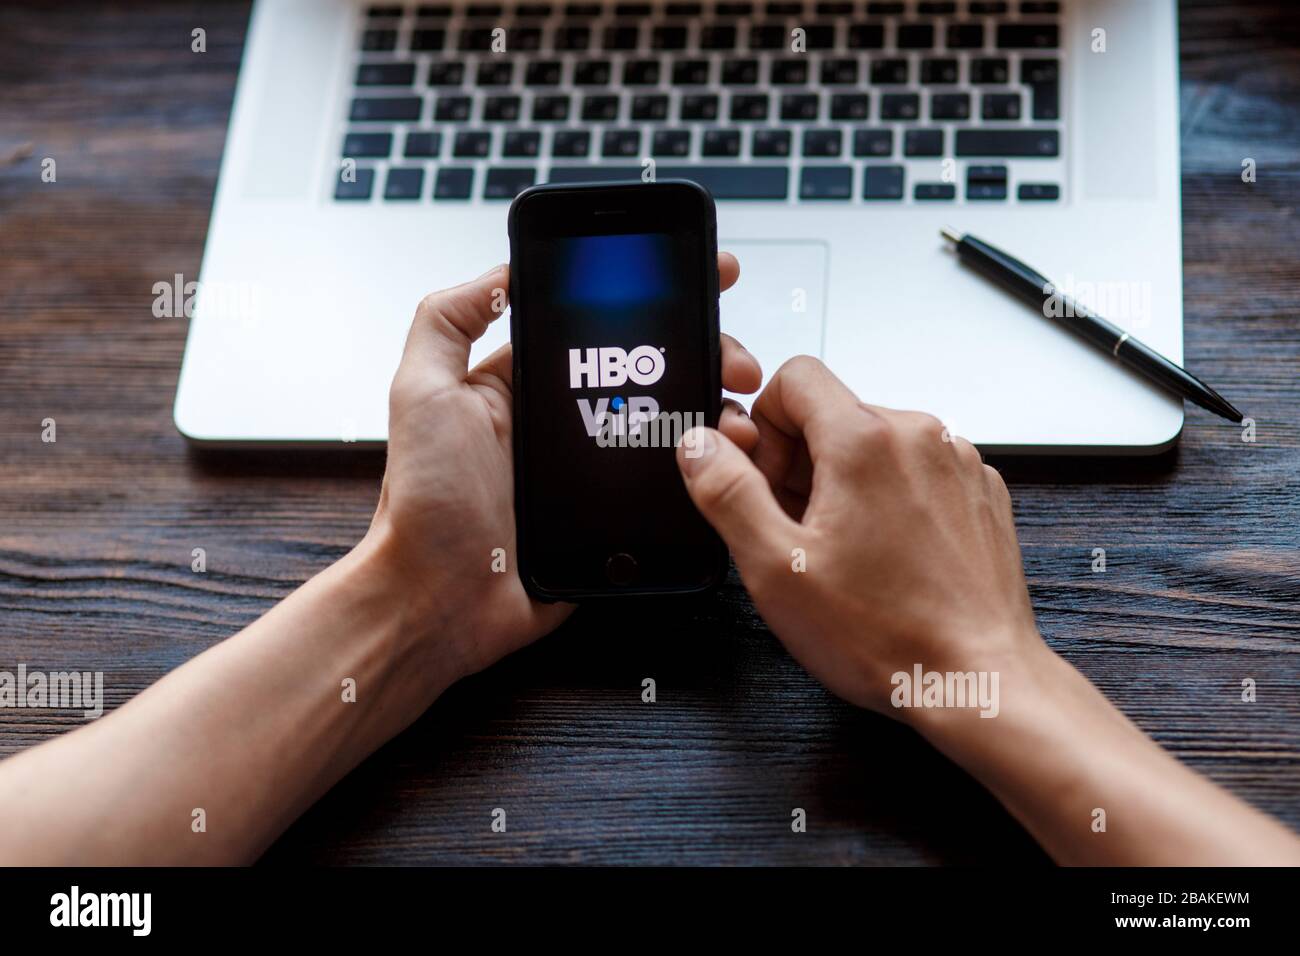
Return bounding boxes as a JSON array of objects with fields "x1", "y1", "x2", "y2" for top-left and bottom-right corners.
[
  {"x1": 914, "y1": 640, "x2": 1300, "y2": 866},
  {"x1": 0, "y1": 533, "x2": 460, "y2": 865}
]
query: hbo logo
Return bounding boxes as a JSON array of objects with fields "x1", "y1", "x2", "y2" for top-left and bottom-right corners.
[{"x1": 568, "y1": 345, "x2": 665, "y2": 389}]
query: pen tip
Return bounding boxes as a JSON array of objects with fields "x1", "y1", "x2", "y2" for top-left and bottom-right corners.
[{"x1": 939, "y1": 226, "x2": 962, "y2": 245}]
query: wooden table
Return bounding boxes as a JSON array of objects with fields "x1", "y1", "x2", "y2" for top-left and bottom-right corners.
[{"x1": 1, "y1": 0, "x2": 1296, "y2": 864}]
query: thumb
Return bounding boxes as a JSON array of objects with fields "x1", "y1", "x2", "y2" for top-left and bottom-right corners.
[
  {"x1": 400, "y1": 263, "x2": 510, "y2": 384},
  {"x1": 676, "y1": 426, "x2": 796, "y2": 562}
]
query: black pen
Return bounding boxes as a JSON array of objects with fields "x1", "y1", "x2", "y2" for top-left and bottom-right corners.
[{"x1": 940, "y1": 227, "x2": 1244, "y2": 423}]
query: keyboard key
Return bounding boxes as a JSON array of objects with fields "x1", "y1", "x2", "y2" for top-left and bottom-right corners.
[
  {"x1": 418, "y1": 4, "x2": 454, "y2": 15},
  {"x1": 342, "y1": 132, "x2": 393, "y2": 158},
  {"x1": 484, "y1": 167, "x2": 536, "y2": 200},
  {"x1": 853, "y1": 129, "x2": 893, "y2": 157},
  {"x1": 752, "y1": 128, "x2": 792, "y2": 157},
  {"x1": 946, "y1": 23, "x2": 984, "y2": 49},
  {"x1": 918, "y1": 1, "x2": 957, "y2": 12},
  {"x1": 816, "y1": 1, "x2": 853, "y2": 12},
  {"x1": 914, "y1": 182, "x2": 956, "y2": 200},
  {"x1": 624, "y1": 59, "x2": 661, "y2": 85},
  {"x1": 800, "y1": 166, "x2": 852, "y2": 200},
  {"x1": 652, "y1": 25, "x2": 688, "y2": 50},
  {"x1": 548, "y1": 165, "x2": 789, "y2": 199},
  {"x1": 967, "y1": 164, "x2": 1008, "y2": 200},
  {"x1": 731, "y1": 94, "x2": 770, "y2": 121},
  {"x1": 930, "y1": 92, "x2": 970, "y2": 120},
  {"x1": 632, "y1": 94, "x2": 670, "y2": 120},
  {"x1": 351, "y1": 97, "x2": 422, "y2": 122},
  {"x1": 467, "y1": 3, "x2": 504, "y2": 15},
  {"x1": 581, "y1": 94, "x2": 620, "y2": 120},
  {"x1": 867, "y1": 2, "x2": 904, "y2": 11},
  {"x1": 981, "y1": 92, "x2": 1021, "y2": 120},
  {"x1": 435, "y1": 96, "x2": 472, "y2": 121},
  {"x1": 384, "y1": 168, "x2": 425, "y2": 200},
  {"x1": 722, "y1": 59, "x2": 759, "y2": 85},
  {"x1": 674, "y1": 60, "x2": 711, "y2": 85},
  {"x1": 821, "y1": 59, "x2": 859, "y2": 85},
  {"x1": 367, "y1": 5, "x2": 402, "y2": 17},
  {"x1": 771, "y1": 59, "x2": 808, "y2": 84},
  {"x1": 830, "y1": 93, "x2": 869, "y2": 120},
  {"x1": 458, "y1": 27, "x2": 497, "y2": 51},
  {"x1": 1021, "y1": 1, "x2": 1060, "y2": 12},
  {"x1": 969, "y1": 1, "x2": 1008, "y2": 11},
  {"x1": 701, "y1": 24, "x2": 739, "y2": 49},
  {"x1": 552, "y1": 129, "x2": 591, "y2": 156},
  {"x1": 603, "y1": 129, "x2": 642, "y2": 157},
  {"x1": 702, "y1": 128, "x2": 742, "y2": 156},
  {"x1": 428, "y1": 62, "x2": 465, "y2": 85},
  {"x1": 357, "y1": 62, "x2": 416, "y2": 86},
  {"x1": 863, "y1": 165, "x2": 904, "y2": 199},
  {"x1": 681, "y1": 93, "x2": 720, "y2": 120},
  {"x1": 921, "y1": 58, "x2": 958, "y2": 84},
  {"x1": 411, "y1": 28, "x2": 447, "y2": 51},
  {"x1": 997, "y1": 23, "x2": 1059, "y2": 48},
  {"x1": 565, "y1": 2, "x2": 601, "y2": 13},
  {"x1": 555, "y1": 25, "x2": 591, "y2": 50},
  {"x1": 404, "y1": 131, "x2": 441, "y2": 158},
  {"x1": 335, "y1": 167, "x2": 375, "y2": 200},
  {"x1": 766, "y1": 2, "x2": 803, "y2": 13},
  {"x1": 880, "y1": 93, "x2": 920, "y2": 119},
  {"x1": 749, "y1": 24, "x2": 786, "y2": 50},
  {"x1": 604, "y1": 25, "x2": 640, "y2": 50},
  {"x1": 803, "y1": 129, "x2": 843, "y2": 157},
  {"x1": 955, "y1": 128, "x2": 1057, "y2": 156},
  {"x1": 503, "y1": 130, "x2": 541, "y2": 157},
  {"x1": 511, "y1": 27, "x2": 543, "y2": 51},
  {"x1": 781, "y1": 93, "x2": 819, "y2": 120},
  {"x1": 526, "y1": 60, "x2": 562, "y2": 85},
  {"x1": 804, "y1": 24, "x2": 837, "y2": 50},
  {"x1": 774, "y1": 93, "x2": 816, "y2": 121},
  {"x1": 477, "y1": 61, "x2": 513, "y2": 85},
  {"x1": 717, "y1": 2, "x2": 755, "y2": 14},
  {"x1": 532, "y1": 95, "x2": 571, "y2": 121},
  {"x1": 903, "y1": 128, "x2": 944, "y2": 156},
  {"x1": 575, "y1": 60, "x2": 612, "y2": 84},
  {"x1": 483, "y1": 95, "x2": 522, "y2": 121},
  {"x1": 518, "y1": 3, "x2": 555, "y2": 15},
  {"x1": 667, "y1": 2, "x2": 703, "y2": 13},
  {"x1": 1022, "y1": 59, "x2": 1060, "y2": 120},
  {"x1": 896, "y1": 23, "x2": 935, "y2": 49},
  {"x1": 434, "y1": 167, "x2": 473, "y2": 200},
  {"x1": 969, "y1": 58, "x2": 1009, "y2": 84},
  {"x1": 653, "y1": 129, "x2": 692, "y2": 157},
  {"x1": 848, "y1": 23, "x2": 885, "y2": 49},
  {"x1": 1018, "y1": 182, "x2": 1060, "y2": 200},
  {"x1": 453, "y1": 130, "x2": 491, "y2": 157},
  {"x1": 361, "y1": 29, "x2": 397, "y2": 52},
  {"x1": 870, "y1": 59, "x2": 909, "y2": 84}
]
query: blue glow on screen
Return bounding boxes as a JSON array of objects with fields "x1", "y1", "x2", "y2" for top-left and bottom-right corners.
[{"x1": 557, "y1": 233, "x2": 671, "y2": 310}]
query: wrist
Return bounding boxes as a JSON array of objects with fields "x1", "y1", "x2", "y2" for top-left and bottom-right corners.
[{"x1": 341, "y1": 525, "x2": 476, "y2": 696}]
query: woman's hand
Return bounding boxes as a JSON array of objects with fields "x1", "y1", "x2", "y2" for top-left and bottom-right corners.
[{"x1": 364, "y1": 253, "x2": 761, "y2": 687}]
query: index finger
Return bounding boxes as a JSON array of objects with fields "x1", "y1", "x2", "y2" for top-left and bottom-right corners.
[{"x1": 751, "y1": 355, "x2": 875, "y2": 456}]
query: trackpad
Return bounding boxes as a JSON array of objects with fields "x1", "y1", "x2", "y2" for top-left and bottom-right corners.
[{"x1": 718, "y1": 240, "x2": 828, "y2": 395}]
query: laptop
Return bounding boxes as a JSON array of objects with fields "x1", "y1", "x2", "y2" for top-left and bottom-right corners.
[{"x1": 174, "y1": 0, "x2": 1184, "y2": 453}]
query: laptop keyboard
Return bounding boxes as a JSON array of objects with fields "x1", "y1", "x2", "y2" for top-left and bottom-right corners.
[{"x1": 335, "y1": 1, "x2": 1064, "y2": 203}]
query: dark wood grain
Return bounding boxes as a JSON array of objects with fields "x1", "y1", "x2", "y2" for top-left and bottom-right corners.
[{"x1": 0, "y1": 0, "x2": 1297, "y2": 865}]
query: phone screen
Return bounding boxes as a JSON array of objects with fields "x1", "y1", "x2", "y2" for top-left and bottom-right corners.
[{"x1": 509, "y1": 183, "x2": 725, "y2": 598}]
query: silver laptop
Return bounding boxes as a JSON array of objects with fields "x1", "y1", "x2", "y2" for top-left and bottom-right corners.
[{"x1": 174, "y1": 0, "x2": 1184, "y2": 453}]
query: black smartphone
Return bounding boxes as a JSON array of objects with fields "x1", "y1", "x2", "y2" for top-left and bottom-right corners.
[{"x1": 507, "y1": 181, "x2": 726, "y2": 600}]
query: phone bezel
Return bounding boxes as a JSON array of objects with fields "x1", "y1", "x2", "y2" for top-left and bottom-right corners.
[{"x1": 507, "y1": 180, "x2": 725, "y2": 601}]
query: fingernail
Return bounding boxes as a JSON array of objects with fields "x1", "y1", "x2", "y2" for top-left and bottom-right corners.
[
  {"x1": 679, "y1": 427, "x2": 718, "y2": 474},
  {"x1": 478, "y1": 263, "x2": 506, "y2": 280}
]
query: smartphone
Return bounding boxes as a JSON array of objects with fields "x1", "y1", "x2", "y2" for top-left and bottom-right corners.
[{"x1": 507, "y1": 181, "x2": 726, "y2": 600}]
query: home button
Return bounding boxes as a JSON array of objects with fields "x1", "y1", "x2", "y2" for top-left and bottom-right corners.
[{"x1": 605, "y1": 552, "x2": 638, "y2": 587}]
